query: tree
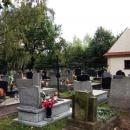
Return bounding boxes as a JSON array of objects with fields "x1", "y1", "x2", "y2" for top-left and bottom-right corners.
[
  {"x1": 34, "y1": 37, "x2": 67, "y2": 70},
  {"x1": 0, "y1": 1, "x2": 65, "y2": 71},
  {"x1": 0, "y1": 0, "x2": 11, "y2": 9},
  {"x1": 83, "y1": 34, "x2": 92, "y2": 47},
  {"x1": 62, "y1": 36, "x2": 85, "y2": 68},
  {"x1": 86, "y1": 27, "x2": 115, "y2": 69}
]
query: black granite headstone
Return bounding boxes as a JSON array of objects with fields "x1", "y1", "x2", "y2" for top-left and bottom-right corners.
[{"x1": 102, "y1": 77, "x2": 111, "y2": 89}]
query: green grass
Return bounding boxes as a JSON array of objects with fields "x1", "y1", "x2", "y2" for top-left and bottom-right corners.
[
  {"x1": 60, "y1": 91, "x2": 73, "y2": 98},
  {"x1": 0, "y1": 115, "x2": 68, "y2": 130},
  {"x1": 98, "y1": 102, "x2": 110, "y2": 108}
]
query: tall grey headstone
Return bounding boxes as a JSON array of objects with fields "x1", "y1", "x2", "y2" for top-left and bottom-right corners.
[
  {"x1": 16, "y1": 72, "x2": 72, "y2": 126},
  {"x1": 33, "y1": 72, "x2": 41, "y2": 87},
  {"x1": 16, "y1": 73, "x2": 41, "y2": 108},
  {"x1": 49, "y1": 70, "x2": 57, "y2": 87},
  {"x1": 109, "y1": 77, "x2": 130, "y2": 111}
]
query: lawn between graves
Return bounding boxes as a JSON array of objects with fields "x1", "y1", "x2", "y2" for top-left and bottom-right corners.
[
  {"x1": 0, "y1": 100, "x2": 118, "y2": 130},
  {"x1": 0, "y1": 115, "x2": 68, "y2": 130}
]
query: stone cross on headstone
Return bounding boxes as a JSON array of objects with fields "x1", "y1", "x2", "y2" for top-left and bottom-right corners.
[{"x1": 16, "y1": 72, "x2": 41, "y2": 108}]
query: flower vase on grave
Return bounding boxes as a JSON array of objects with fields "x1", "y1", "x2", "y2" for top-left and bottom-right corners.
[
  {"x1": 46, "y1": 107, "x2": 52, "y2": 118},
  {"x1": 42, "y1": 98, "x2": 56, "y2": 118}
]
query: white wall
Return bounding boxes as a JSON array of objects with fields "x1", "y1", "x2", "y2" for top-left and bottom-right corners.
[{"x1": 107, "y1": 56, "x2": 130, "y2": 76}]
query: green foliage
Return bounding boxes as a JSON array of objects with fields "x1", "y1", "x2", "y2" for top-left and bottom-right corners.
[
  {"x1": 0, "y1": 0, "x2": 12, "y2": 9},
  {"x1": 0, "y1": 0, "x2": 117, "y2": 72},
  {"x1": 60, "y1": 91, "x2": 73, "y2": 98},
  {"x1": 0, "y1": 1, "x2": 65, "y2": 71},
  {"x1": 86, "y1": 27, "x2": 115, "y2": 69},
  {"x1": 62, "y1": 36, "x2": 85, "y2": 68},
  {"x1": 62, "y1": 27, "x2": 116, "y2": 70},
  {"x1": 97, "y1": 108, "x2": 117, "y2": 122}
]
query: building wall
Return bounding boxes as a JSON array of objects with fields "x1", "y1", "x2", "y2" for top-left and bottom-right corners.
[{"x1": 107, "y1": 56, "x2": 130, "y2": 76}]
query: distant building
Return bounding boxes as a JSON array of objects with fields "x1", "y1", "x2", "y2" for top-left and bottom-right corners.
[{"x1": 104, "y1": 28, "x2": 130, "y2": 76}]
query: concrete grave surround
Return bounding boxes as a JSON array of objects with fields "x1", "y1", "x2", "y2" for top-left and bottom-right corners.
[
  {"x1": 64, "y1": 91, "x2": 101, "y2": 130},
  {"x1": 93, "y1": 90, "x2": 108, "y2": 104},
  {"x1": 15, "y1": 109, "x2": 71, "y2": 127},
  {"x1": 41, "y1": 88, "x2": 57, "y2": 97},
  {"x1": 73, "y1": 80, "x2": 108, "y2": 104},
  {"x1": 109, "y1": 77, "x2": 130, "y2": 111},
  {"x1": 15, "y1": 72, "x2": 72, "y2": 127},
  {"x1": 17, "y1": 99, "x2": 71, "y2": 125}
]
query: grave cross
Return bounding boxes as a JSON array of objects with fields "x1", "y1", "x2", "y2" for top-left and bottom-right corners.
[{"x1": 55, "y1": 55, "x2": 60, "y2": 97}]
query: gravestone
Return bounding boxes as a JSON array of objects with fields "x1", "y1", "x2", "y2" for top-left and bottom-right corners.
[
  {"x1": 77, "y1": 74, "x2": 90, "y2": 81},
  {"x1": 48, "y1": 70, "x2": 58, "y2": 88},
  {"x1": 16, "y1": 72, "x2": 72, "y2": 127},
  {"x1": 65, "y1": 90, "x2": 100, "y2": 130},
  {"x1": 73, "y1": 80, "x2": 108, "y2": 104},
  {"x1": 87, "y1": 68, "x2": 97, "y2": 77},
  {"x1": 75, "y1": 67, "x2": 81, "y2": 76},
  {"x1": 33, "y1": 72, "x2": 41, "y2": 87},
  {"x1": 16, "y1": 73, "x2": 41, "y2": 108},
  {"x1": 73, "y1": 80, "x2": 92, "y2": 92},
  {"x1": 109, "y1": 77, "x2": 130, "y2": 111},
  {"x1": 102, "y1": 77, "x2": 111, "y2": 89},
  {"x1": 74, "y1": 91, "x2": 91, "y2": 121},
  {"x1": 67, "y1": 70, "x2": 73, "y2": 80}
]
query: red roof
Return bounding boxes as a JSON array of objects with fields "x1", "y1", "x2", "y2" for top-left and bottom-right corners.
[{"x1": 104, "y1": 51, "x2": 130, "y2": 57}]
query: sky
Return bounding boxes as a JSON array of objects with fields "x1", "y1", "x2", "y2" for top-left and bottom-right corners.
[{"x1": 47, "y1": 0, "x2": 130, "y2": 42}]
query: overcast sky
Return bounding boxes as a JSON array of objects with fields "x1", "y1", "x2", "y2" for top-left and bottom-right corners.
[{"x1": 47, "y1": 0, "x2": 130, "y2": 41}]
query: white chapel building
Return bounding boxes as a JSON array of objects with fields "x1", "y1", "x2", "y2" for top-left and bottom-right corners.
[{"x1": 104, "y1": 28, "x2": 130, "y2": 76}]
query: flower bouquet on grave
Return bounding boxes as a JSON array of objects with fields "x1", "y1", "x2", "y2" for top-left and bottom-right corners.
[{"x1": 42, "y1": 98, "x2": 57, "y2": 118}]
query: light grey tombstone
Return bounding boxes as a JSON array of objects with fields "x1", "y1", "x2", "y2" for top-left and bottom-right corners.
[
  {"x1": 49, "y1": 70, "x2": 58, "y2": 87},
  {"x1": 73, "y1": 80, "x2": 108, "y2": 104},
  {"x1": 67, "y1": 70, "x2": 73, "y2": 80},
  {"x1": 16, "y1": 79, "x2": 41, "y2": 108},
  {"x1": 109, "y1": 77, "x2": 130, "y2": 111},
  {"x1": 60, "y1": 68, "x2": 67, "y2": 81},
  {"x1": 33, "y1": 72, "x2": 41, "y2": 88},
  {"x1": 73, "y1": 80, "x2": 92, "y2": 92},
  {"x1": 16, "y1": 72, "x2": 72, "y2": 127}
]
